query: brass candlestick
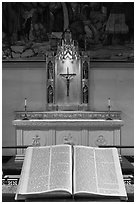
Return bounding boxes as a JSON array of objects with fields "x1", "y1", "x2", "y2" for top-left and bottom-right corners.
[
  {"x1": 106, "y1": 105, "x2": 112, "y2": 120},
  {"x1": 23, "y1": 98, "x2": 29, "y2": 120}
]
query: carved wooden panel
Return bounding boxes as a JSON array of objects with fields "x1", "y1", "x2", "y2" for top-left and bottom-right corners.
[
  {"x1": 56, "y1": 130, "x2": 82, "y2": 145},
  {"x1": 23, "y1": 130, "x2": 55, "y2": 147},
  {"x1": 14, "y1": 118, "x2": 123, "y2": 160},
  {"x1": 88, "y1": 130, "x2": 114, "y2": 147}
]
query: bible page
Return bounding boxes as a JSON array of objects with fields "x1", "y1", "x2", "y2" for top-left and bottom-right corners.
[
  {"x1": 73, "y1": 146, "x2": 127, "y2": 200},
  {"x1": 95, "y1": 148, "x2": 127, "y2": 198},
  {"x1": 15, "y1": 147, "x2": 33, "y2": 200},
  {"x1": 15, "y1": 146, "x2": 51, "y2": 199},
  {"x1": 73, "y1": 146, "x2": 98, "y2": 194},
  {"x1": 49, "y1": 144, "x2": 72, "y2": 194}
]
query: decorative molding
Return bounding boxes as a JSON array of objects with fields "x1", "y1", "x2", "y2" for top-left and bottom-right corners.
[
  {"x1": 12, "y1": 119, "x2": 124, "y2": 129},
  {"x1": 14, "y1": 111, "x2": 122, "y2": 120}
]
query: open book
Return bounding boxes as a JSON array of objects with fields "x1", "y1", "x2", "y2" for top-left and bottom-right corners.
[{"x1": 15, "y1": 145, "x2": 127, "y2": 201}]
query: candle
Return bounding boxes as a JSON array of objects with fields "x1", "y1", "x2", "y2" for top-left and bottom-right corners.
[
  {"x1": 108, "y1": 98, "x2": 111, "y2": 106},
  {"x1": 25, "y1": 98, "x2": 27, "y2": 106}
]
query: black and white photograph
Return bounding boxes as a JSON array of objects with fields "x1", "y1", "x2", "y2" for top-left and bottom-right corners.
[{"x1": 2, "y1": 1, "x2": 134, "y2": 202}]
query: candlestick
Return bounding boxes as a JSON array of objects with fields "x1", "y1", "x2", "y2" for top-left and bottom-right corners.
[
  {"x1": 23, "y1": 98, "x2": 29, "y2": 120},
  {"x1": 25, "y1": 98, "x2": 27, "y2": 106},
  {"x1": 106, "y1": 98, "x2": 112, "y2": 120},
  {"x1": 108, "y1": 98, "x2": 111, "y2": 107}
]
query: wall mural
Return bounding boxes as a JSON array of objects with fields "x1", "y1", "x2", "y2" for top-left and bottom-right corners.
[{"x1": 2, "y1": 2, "x2": 134, "y2": 61}]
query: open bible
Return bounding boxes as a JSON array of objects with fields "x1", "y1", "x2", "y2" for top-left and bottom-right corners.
[{"x1": 15, "y1": 145, "x2": 127, "y2": 201}]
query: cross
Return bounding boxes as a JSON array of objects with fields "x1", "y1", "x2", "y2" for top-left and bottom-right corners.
[{"x1": 60, "y1": 67, "x2": 76, "y2": 96}]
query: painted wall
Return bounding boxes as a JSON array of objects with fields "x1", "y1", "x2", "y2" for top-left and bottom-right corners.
[{"x1": 2, "y1": 62, "x2": 134, "y2": 155}]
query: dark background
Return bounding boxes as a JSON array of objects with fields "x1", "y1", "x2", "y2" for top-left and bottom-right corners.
[{"x1": 2, "y1": 2, "x2": 134, "y2": 46}]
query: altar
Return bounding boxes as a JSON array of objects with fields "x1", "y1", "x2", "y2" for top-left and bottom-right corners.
[{"x1": 12, "y1": 111, "x2": 124, "y2": 161}]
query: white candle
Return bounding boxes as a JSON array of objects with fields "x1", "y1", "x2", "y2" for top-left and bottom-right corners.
[
  {"x1": 108, "y1": 98, "x2": 111, "y2": 106},
  {"x1": 25, "y1": 98, "x2": 27, "y2": 106}
]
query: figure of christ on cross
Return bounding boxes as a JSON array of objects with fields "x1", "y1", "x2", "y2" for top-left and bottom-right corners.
[{"x1": 60, "y1": 67, "x2": 76, "y2": 97}]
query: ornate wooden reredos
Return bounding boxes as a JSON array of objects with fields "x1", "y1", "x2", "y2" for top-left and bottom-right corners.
[{"x1": 46, "y1": 29, "x2": 90, "y2": 111}]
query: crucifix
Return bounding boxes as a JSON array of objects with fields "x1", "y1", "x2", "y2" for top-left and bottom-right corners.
[{"x1": 60, "y1": 67, "x2": 76, "y2": 96}]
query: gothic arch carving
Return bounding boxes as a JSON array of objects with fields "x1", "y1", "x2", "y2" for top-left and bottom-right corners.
[
  {"x1": 83, "y1": 84, "x2": 88, "y2": 104},
  {"x1": 47, "y1": 85, "x2": 53, "y2": 104},
  {"x1": 83, "y1": 61, "x2": 88, "y2": 79},
  {"x1": 47, "y1": 61, "x2": 53, "y2": 79}
]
